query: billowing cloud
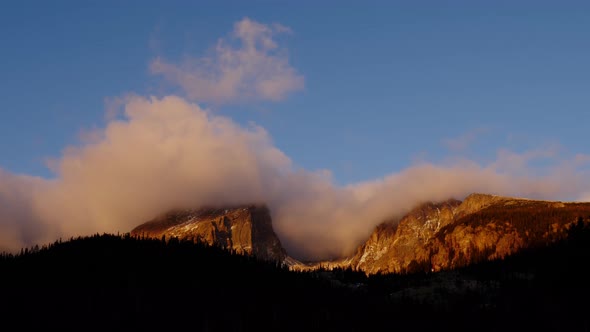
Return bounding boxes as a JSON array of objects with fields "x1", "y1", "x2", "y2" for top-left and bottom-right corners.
[
  {"x1": 0, "y1": 170, "x2": 55, "y2": 252},
  {"x1": 150, "y1": 18, "x2": 304, "y2": 104},
  {"x1": 34, "y1": 96, "x2": 292, "y2": 239},
  {"x1": 1, "y1": 95, "x2": 589, "y2": 260},
  {"x1": 1, "y1": 18, "x2": 589, "y2": 260},
  {"x1": 273, "y1": 154, "x2": 590, "y2": 259},
  {"x1": 442, "y1": 128, "x2": 489, "y2": 152}
]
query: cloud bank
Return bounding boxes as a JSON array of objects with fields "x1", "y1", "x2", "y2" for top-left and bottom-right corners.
[
  {"x1": 1, "y1": 18, "x2": 589, "y2": 260},
  {"x1": 150, "y1": 18, "x2": 304, "y2": 104},
  {"x1": 0, "y1": 170, "x2": 55, "y2": 252},
  {"x1": 442, "y1": 128, "x2": 489, "y2": 152},
  {"x1": 1, "y1": 95, "x2": 589, "y2": 259}
]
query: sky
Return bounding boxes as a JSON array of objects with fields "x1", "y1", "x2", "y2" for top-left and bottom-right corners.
[{"x1": 1, "y1": 1, "x2": 590, "y2": 258}]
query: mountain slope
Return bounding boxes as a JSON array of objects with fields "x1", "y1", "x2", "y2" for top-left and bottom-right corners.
[
  {"x1": 351, "y1": 198, "x2": 461, "y2": 274},
  {"x1": 345, "y1": 193, "x2": 590, "y2": 274},
  {"x1": 4, "y1": 224, "x2": 590, "y2": 331},
  {"x1": 131, "y1": 205, "x2": 286, "y2": 262},
  {"x1": 130, "y1": 193, "x2": 590, "y2": 275}
]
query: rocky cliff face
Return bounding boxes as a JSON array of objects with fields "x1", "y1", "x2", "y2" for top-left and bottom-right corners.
[
  {"x1": 131, "y1": 194, "x2": 590, "y2": 274},
  {"x1": 426, "y1": 195, "x2": 577, "y2": 271},
  {"x1": 349, "y1": 199, "x2": 461, "y2": 275},
  {"x1": 131, "y1": 205, "x2": 286, "y2": 262},
  {"x1": 297, "y1": 194, "x2": 590, "y2": 275}
]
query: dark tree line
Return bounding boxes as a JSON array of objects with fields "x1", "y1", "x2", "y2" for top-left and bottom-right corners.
[{"x1": 2, "y1": 222, "x2": 590, "y2": 331}]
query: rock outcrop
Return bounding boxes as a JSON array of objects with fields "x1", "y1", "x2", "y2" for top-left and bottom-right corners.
[
  {"x1": 296, "y1": 194, "x2": 590, "y2": 275},
  {"x1": 131, "y1": 205, "x2": 286, "y2": 262},
  {"x1": 131, "y1": 194, "x2": 590, "y2": 275},
  {"x1": 349, "y1": 199, "x2": 461, "y2": 275}
]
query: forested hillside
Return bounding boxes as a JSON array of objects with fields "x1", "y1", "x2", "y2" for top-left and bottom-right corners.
[{"x1": 2, "y1": 223, "x2": 590, "y2": 331}]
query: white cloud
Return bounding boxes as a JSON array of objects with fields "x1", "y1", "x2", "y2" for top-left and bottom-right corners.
[
  {"x1": 0, "y1": 170, "x2": 56, "y2": 252},
  {"x1": 442, "y1": 127, "x2": 489, "y2": 152},
  {"x1": 150, "y1": 18, "x2": 304, "y2": 104},
  {"x1": 1, "y1": 19, "x2": 589, "y2": 260},
  {"x1": 1, "y1": 95, "x2": 589, "y2": 260}
]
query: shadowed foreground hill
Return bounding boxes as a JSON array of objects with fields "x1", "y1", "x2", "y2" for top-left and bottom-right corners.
[
  {"x1": 0, "y1": 235, "x2": 376, "y2": 331},
  {"x1": 2, "y1": 226, "x2": 590, "y2": 331}
]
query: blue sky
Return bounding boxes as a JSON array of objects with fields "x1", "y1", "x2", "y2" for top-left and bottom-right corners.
[
  {"x1": 1, "y1": 1, "x2": 590, "y2": 185},
  {"x1": 3, "y1": 1, "x2": 590, "y2": 256}
]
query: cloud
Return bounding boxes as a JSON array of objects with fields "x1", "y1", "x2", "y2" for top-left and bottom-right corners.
[
  {"x1": 275, "y1": 156, "x2": 590, "y2": 259},
  {"x1": 33, "y1": 96, "x2": 292, "y2": 239},
  {"x1": 0, "y1": 170, "x2": 56, "y2": 252},
  {"x1": 1, "y1": 95, "x2": 590, "y2": 260},
  {"x1": 490, "y1": 145, "x2": 560, "y2": 175},
  {"x1": 1, "y1": 19, "x2": 589, "y2": 260},
  {"x1": 442, "y1": 128, "x2": 489, "y2": 152},
  {"x1": 150, "y1": 18, "x2": 304, "y2": 104}
]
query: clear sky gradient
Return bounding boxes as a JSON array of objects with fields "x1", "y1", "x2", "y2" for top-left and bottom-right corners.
[{"x1": 1, "y1": 1, "x2": 589, "y2": 185}]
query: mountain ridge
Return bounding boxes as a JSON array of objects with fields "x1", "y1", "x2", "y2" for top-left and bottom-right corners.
[
  {"x1": 131, "y1": 204, "x2": 287, "y2": 262},
  {"x1": 130, "y1": 193, "x2": 590, "y2": 275},
  {"x1": 293, "y1": 193, "x2": 589, "y2": 274}
]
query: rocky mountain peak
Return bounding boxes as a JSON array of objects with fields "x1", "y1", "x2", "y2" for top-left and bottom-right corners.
[
  {"x1": 294, "y1": 193, "x2": 590, "y2": 275},
  {"x1": 336, "y1": 199, "x2": 462, "y2": 275},
  {"x1": 129, "y1": 193, "x2": 590, "y2": 276},
  {"x1": 131, "y1": 205, "x2": 286, "y2": 262},
  {"x1": 396, "y1": 199, "x2": 461, "y2": 239},
  {"x1": 455, "y1": 193, "x2": 505, "y2": 216}
]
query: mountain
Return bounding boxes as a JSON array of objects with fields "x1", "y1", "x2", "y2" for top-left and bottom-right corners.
[
  {"x1": 7, "y1": 195, "x2": 590, "y2": 330},
  {"x1": 131, "y1": 205, "x2": 286, "y2": 262},
  {"x1": 333, "y1": 193, "x2": 590, "y2": 274},
  {"x1": 131, "y1": 193, "x2": 590, "y2": 275},
  {"x1": 5, "y1": 221, "x2": 590, "y2": 331},
  {"x1": 349, "y1": 198, "x2": 460, "y2": 274}
]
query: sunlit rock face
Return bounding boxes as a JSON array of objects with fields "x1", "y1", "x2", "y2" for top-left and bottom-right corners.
[
  {"x1": 346, "y1": 194, "x2": 590, "y2": 274},
  {"x1": 348, "y1": 199, "x2": 461, "y2": 275},
  {"x1": 131, "y1": 194, "x2": 590, "y2": 275},
  {"x1": 131, "y1": 205, "x2": 286, "y2": 262},
  {"x1": 290, "y1": 194, "x2": 590, "y2": 275}
]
